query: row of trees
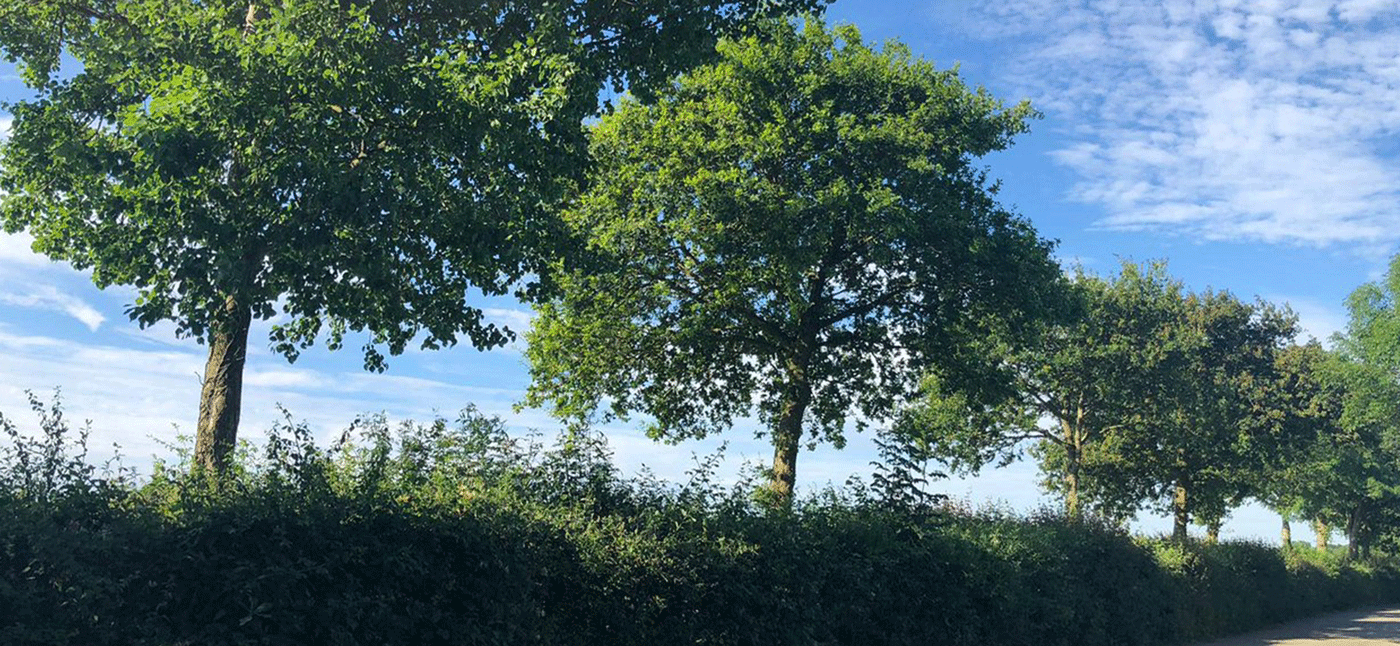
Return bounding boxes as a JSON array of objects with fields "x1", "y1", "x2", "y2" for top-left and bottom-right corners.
[
  {"x1": 3, "y1": 3, "x2": 1397, "y2": 550},
  {"x1": 906, "y1": 260, "x2": 1400, "y2": 552},
  {"x1": 2, "y1": 10, "x2": 1070, "y2": 503},
  {"x1": 0, "y1": 0, "x2": 825, "y2": 472},
  {"x1": 513, "y1": 20, "x2": 1400, "y2": 552}
]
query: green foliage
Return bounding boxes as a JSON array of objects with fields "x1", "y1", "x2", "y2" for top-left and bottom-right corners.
[
  {"x1": 525, "y1": 18, "x2": 1064, "y2": 501},
  {"x1": 0, "y1": 0, "x2": 827, "y2": 470},
  {"x1": 1025, "y1": 271, "x2": 1298, "y2": 538},
  {"x1": 0, "y1": 0, "x2": 823, "y2": 361},
  {"x1": 1338, "y1": 254, "x2": 1400, "y2": 370},
  {"x1": 1254, "y1": 256, "x2": 1400, "y2": 558},
  {"x1": 908, "y1": 261, "x2": 1187, "y2": 520},
  {"x1": 1148, "y1": 539, "x2": 1398, "y2": 642},
  {"x1": 1302, "y1": 262, "x2": 1400, "y2": 556},
  {"x1": 2, "y1": 397, "x2": 1396, "y2": 645}
]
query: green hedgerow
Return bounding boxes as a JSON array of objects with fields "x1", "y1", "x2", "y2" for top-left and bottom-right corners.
[{"x1": 1, "y1": 395, "x2": 1397, "y2": 645}]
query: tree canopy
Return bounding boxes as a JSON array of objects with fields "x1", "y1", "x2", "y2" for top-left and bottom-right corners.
[
  {"x1": 0, "y1": 0, "x2": 824, "y2": 471},
  {"x1": 524, "y1": 19, "x2": 1065, "y2": 506},
  {"x1": 1068, "y1": 286, "x2": 1296, "y2": 541},
  {"x1": 906, "y1": 262, "x2": 1186, "y2": 520}
]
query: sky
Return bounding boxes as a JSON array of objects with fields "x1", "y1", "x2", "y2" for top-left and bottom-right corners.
[{"x1": 2, "y1": 0, "x2": 1398, "y2": 544}]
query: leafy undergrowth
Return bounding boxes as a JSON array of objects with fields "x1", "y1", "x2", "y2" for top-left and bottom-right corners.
[{"x1": 2, "y1": 394, "x2": 1396, "y2": 645}]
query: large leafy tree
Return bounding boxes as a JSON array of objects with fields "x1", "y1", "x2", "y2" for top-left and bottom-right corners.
[
  {"x1": 905, "y1": 262, "x2": 1186, "y2": 520},
  {"x1": 1265, "y1": 342, "x2": 1400, "y2": 558},
  {"x1": 1254, "y1": 341, "x2": 1340, "y2": 548},
  {"x1": 0, "y1": 0, "x2": 823, "y2": 472},
  {"x1": 1107, "y1": 289, "x2": 1296, "y2": 542},
  {"x1": 1312, "y1": 357, "x2": 1400, "y2": 558},
  {"x1": 1321, "y1": 255, "x2": 1400, "y2": 557},
  {"x1": 524, "y1": 20, "x2": 1064, "y2": 506},
  {"x1": 1339, "y1": 254, "x2": 1400, "y2": 369}
]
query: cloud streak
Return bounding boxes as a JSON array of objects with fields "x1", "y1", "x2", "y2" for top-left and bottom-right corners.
[
  {"x1": 962, "y1": 0, "x2": 1400, "y2": 248},
  {"x1": 0, "y1": 285, "x2": 105, "y2": 331}
]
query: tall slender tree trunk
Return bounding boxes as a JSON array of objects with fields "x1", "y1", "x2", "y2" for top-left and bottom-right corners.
[
  {"x1": 1172, "y1": 469, "x2": 1190, "y2": 543},
  {"x1": 1281, "y1": 515, "x2": 1292, "y2": 551},
  {"x1": 1314, "y1": 519, "x2": 1329, "y2": 550},
  {"x1": 1064, "y1": 457, "x2": 1080, "y2": 520},
  {"x1": 194, "y1": 296, "x2": 252, "y2": 474},
  {"x1": 193, "y1": 4, "x2": 261, "y2": 476},
  {"x1": 768, "y1": 358, "x2": 812, "y2": 509},
  {"x1": 1062, "y1": 420, "x2": 1081, "y2": 520}
]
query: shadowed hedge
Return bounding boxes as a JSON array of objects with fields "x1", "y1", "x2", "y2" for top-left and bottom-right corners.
[{"x1": 1, "y1": 398, "x2": 1396, "y2": 645}]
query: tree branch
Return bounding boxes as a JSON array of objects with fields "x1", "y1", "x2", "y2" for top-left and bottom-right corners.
[{"x1": 670, "y1": 242, "x2": 793, "y2": 348}]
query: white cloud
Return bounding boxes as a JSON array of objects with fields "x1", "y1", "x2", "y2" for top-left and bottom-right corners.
[
  {"x1": 0, "y1": 115, "x2": 11, "y2": 140},
  {"x1": 962, "y1": 0, "x2": 1400, "y2": 248},
  {"x1": 1274, "y1": 294, "x2": 1349, "y2": 345},
  {"x1": 0, "y1": 285, "x2": 105, "y2": 331},
  {"x1": 483, "y1": 307, "x2": 534, "y2": 335},
  {"x1": 0, "y1": 232, "x2": 55, "y2": 268},
  {"x1": 482, "y1": 306, "x2": 535, "y2": 353},
  {"x1": 244, "y1": 368, "x2": 325, "y2": 389}
]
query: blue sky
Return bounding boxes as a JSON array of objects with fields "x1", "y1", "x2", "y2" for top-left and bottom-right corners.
[{"x1": 2, "y1": 0, "x2": 1398, "y2": 543}]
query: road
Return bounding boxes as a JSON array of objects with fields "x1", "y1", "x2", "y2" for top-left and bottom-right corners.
[{"x1": 1194, "y1": 607, "x2": 1400, "y2": 645}]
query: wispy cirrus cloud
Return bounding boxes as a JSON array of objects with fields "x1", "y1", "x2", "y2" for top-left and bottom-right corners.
[
  {"x1": 959, "y1": 0, "x2": 1400, "y2": 248},
  {"x1": 0, "y1": 285, "x2": 105, "y2": 331}
]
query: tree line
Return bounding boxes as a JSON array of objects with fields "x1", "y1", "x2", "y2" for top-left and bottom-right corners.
[
  {"x1": 1, "y1": 4, "x2": 1396, "y2": 552},
  {"x1": 906, "y1": 260, "x2": 1400, "y2": 554}
]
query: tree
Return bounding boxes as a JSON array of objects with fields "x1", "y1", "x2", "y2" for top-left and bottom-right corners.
[
  {"x1": 0, "y1": 0, "x2": 823, "y2": 473},
  {"x1": 523, "y1": 19, "x2": 1064, "y2": 506},
  {"x1": 1319, "y1": 257, "x2": 1400, "y2": 557},
  {"x1": 1109, "y1": 289, "x2": 1296, "y2": 542},
  {"x1": 1338, "y1": 254, "x2": 1400, "y2": 370},
  {"x1": 1254, "y1": 341, "x2": 1340, "y2": 549},
  {"x1": 1260, "y1": 339, "x2": 1400, "y2": 558},
  {"x1": 904, "y1": 261, "x2": 1185, "y2": 520},
  {"x1": 1312, "y1": 357, "x2": 1400, "y2": 558}
]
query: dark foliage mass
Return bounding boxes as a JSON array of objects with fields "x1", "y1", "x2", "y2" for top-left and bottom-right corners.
[{"x1": 1, "y1": 397, "x2": 1395, "y2": 646}]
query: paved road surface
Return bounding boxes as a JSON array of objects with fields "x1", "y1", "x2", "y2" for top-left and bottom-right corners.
[{"x1": 1194, "y1": 607, "x2": 1400, "y2": 645}]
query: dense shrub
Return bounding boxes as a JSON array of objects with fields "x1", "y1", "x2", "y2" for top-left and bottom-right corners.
[{"x1": 1, "y1": 397, "x2": 1397, "y2": 645}]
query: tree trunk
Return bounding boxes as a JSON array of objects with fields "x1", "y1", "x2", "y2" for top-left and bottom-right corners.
[
  {"x1": 1346, "y1": 507, "x2": 1362, "y2": 560},
  {"x1": 1062, "y1": 420, "x2": 1081, "y2": 520},
  {"x1": 194, "y1": 296, "x2": 252, "y2": 475},
  {"x1": 1314, "y1": 519, "x2": 1329, "y2": 550},
  {"x1": 1281, "y1": 516, "x2": 1292, "y2": 551},
  {"x1": 1064, "y1": 461, "x2": 1080, "y2": 520},
  {"x1": 1172, "y1": 470, "x2": 1190, "y2": 543},
  {"x1": 767, "y1": 359, "x2": 812, "y2": 509},
  {"x1": 193, "y1": 5, "x2": 260, "y2": 476}
]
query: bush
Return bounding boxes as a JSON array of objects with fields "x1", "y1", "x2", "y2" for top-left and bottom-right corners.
[{"x1": 1, "y1": 398, "x2": 1397, "y2": 645}]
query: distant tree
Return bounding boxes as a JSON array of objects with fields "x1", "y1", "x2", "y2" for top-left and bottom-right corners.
[
  {"x1": 1313, "y1": 357, "x2": 1400, "y2": 558},
  {"x1": 905, "y1": 261, "x2": 1185, "y2": 520},
  {"x1": 1325, "y1": 254, "x2": 1400, "y2": 557},
  {"x1": 524, "y1": 20, "x2": 1064, "y2": 507},
  {"x1": 1260, "y1": 338, "x2": 1400, "y2": 557},
  {"x1": 0, "y1": 0, "x2": 824, "y2": 473},
  {"x1": 1338, "y1": 254, "x2": 1400, "y2": 370},
  {"x1": 1254, "y1": 341, "x2": 1340, "y2": 548},
  {"x1": 1119, "y1": 289, "x2": 1297, "y2": 542}
]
